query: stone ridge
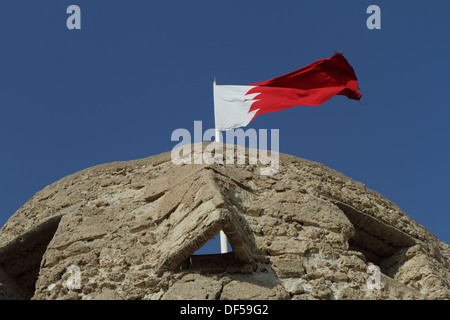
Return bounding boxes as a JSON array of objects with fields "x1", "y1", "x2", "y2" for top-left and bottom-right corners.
[{"x1": 0, "y1": 143, "x2": 448, "y2": 300}]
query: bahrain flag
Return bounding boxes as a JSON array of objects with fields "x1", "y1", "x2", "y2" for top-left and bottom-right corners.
[{"x1": 214, "y1": 52, "x2": 362, "y2": 131}]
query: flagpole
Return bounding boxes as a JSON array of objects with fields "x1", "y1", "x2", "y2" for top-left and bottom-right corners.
[
  {"x1": 213, "y1": 77, "x2": 229, "y2": 254},
  {"x1": 213, "y1": 77, "x2": 222, "y2": 144}
]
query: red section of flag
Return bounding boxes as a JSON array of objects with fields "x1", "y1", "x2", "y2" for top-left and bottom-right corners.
[{"x1": 247, "y1": 53, "x2": 361, "y2": 120}]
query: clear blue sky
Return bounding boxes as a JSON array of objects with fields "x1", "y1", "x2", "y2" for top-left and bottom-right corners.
[{"x1": 1, "y1": 1, "x2": 449, "y2": 252}]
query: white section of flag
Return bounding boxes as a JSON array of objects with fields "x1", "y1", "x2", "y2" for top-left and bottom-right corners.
[{"x1": 213, "y1": 84, "x2": 260, "y2": 131}]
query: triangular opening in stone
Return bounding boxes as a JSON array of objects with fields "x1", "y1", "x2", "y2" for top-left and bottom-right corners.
[
  {"x1": 334, "y1": 201, "x2": 416, "y2": 277},
  {"x1": 156, "y1": 206, "x2": 254, "y2": 274},
  {"x1": 193, "y1": 232, "x2": 233, "y2": 255},
  {"x1": 0, "y1": 214, "x2": 63, "y2": 300},
  {"x1": 175, "y1": 232, "x2": 242, "y2": 274}
]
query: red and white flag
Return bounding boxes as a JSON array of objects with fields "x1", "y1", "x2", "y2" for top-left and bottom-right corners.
[{"x1": 213, "y1": 53, "x2": 362, "y2": 131}]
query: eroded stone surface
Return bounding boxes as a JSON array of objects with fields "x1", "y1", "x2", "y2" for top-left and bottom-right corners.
[{"x1": 0, "y1": 143, "x2": 448, "y2": 300}]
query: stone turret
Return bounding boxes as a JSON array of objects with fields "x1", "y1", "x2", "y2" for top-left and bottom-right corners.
[{"x1": 0, "y1": 143, "x2": 448, "y2": 300}]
